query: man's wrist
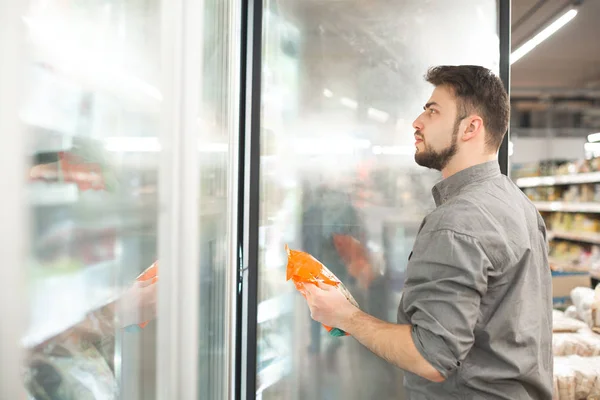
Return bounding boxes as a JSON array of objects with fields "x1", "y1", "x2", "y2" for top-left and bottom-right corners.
[{"x1": 339, "y1": 307, "x2": 363, "y2": 334}]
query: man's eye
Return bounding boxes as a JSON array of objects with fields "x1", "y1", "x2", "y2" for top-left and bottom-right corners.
[{"x1": 429, "y1": 108, "x2": 436, "y2": 114}]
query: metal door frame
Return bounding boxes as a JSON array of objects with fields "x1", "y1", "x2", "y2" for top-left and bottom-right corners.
[
  {"x1": 157, "y1": 0, "x2": 204, "y2": 398},
  {"x1": 499, "y1": 0, "x2": 512, "y2": 176},
  {"x1": 239, "y1": 0, "x2": 263, "y2": 398}
]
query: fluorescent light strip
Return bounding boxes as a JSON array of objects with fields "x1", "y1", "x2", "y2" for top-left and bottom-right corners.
[
  {"x1": 588, "y1": 132, "x2": 600, "y2": 143},
  {"x1": 340, "y1": 97, "x2": 358, "y2": 110},
  {"x1": 367, "y1": 107, "x2": 390, "y2": 123},
  {"x1": 104, "y1": 137, "x2": 228, "y2": 153},
  {"x1": 372, "y1": 145, "x2": 414, "y2": 156},
  {"x1": 105, "y1": 137, "x2": 161, "y2": 152},
  {"x1": 511, "y1": 8, "x2": 578, "y2": 65}
]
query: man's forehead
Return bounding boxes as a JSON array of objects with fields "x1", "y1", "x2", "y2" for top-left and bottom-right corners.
[{"x1": 427, "y1": 86, "x2": 456, "y2": 106}]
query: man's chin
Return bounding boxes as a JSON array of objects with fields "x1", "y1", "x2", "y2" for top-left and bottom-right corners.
[{"x1": 414, "y1": 154, "x2": 441, "y2": 171}]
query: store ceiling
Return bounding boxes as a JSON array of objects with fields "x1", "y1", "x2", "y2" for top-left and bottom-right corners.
[{"x1": 511, "y1": 0, "x2": 600, "y2": 92}]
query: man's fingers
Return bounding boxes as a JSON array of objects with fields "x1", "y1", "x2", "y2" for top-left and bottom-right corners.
[{"x1": 316, "y1": 281, "x2": 333, "y2": 291}]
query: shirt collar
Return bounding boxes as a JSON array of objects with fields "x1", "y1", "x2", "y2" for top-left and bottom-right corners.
[{"x1": 432, "y1": 160, "x2": 501, "y2": 206}]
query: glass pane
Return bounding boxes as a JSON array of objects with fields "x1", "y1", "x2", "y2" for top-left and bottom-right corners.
[
  {"x1": 256, "y1": 1, "x2": 499, "y2": 399},
  {"x1": 198, "y1": 0, "x2": 239, "y2": 399},
  {"x1": 21, "y1": 1, "x2": 161, "y2": 399}
]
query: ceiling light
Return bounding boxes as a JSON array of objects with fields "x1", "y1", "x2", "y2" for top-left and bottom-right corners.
[
  {"x1": 367, "y1": 108, "x2": 390, "y2": 123},
  {"x1": 340, "y1": 97, "x2": 358, "y2": 110},
  {"x1": 323, "y1": 89, "x2": 333, "y2": 98},
  {"x1": 104, "y1": 137, "x2": 161, "y2": 152},
  {"x1": 511, "y1": 8, "x2": 578, "y2": 65},
  {"x1": 587, "y1": 132, "x2": 600, "y2": 143}
]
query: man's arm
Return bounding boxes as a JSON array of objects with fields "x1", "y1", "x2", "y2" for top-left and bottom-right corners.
[
  {"x1": 304, "y1": 228, "x2": 490, "y2": 382},
  {"x1": 342, "y1": 309, "x2": 445, "y2": 382}
]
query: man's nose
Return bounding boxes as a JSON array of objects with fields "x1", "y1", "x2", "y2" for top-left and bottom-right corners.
[{"x1": 413, "y1": 117, "x2": 423, "y2": 131}]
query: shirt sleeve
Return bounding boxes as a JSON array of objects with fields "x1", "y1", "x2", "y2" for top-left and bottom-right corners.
[{"x1": 402, "y1": 229, "x2": 491, "y2": 378}]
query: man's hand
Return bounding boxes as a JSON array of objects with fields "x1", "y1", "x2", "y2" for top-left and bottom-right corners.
[
  {"x1": 303, "y1": 282, "x2": 359, "y2": 331},
  {"x1": 303, "y1": 281, "x2": 445, "y2": 383}
]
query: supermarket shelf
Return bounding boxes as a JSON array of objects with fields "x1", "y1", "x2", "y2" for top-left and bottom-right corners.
[
  {"x1": 548, "y1": 257, "x2": 590, "y2": 274},
  {"x1": 29, "y1": 183, "x2": 78, "y2": 206},
  {"x1": 551, "y1": 270, "x2": 590, "y2": 277},
  {"x1": 534, "y1": 202, "x2": 600, "y2": 214},
  {"x1": 257, "y1": 293, "x2": 294, "y2": 324},
  {"x1": 257, "y1": 357, "x2": 291, "y2": 394},
  {"x1": 22, "y1": 259, "x2": 120, "y2": 348},
  {"x1": 548, "y1": 230, "x2": 600, "y2": 245},
  {"x1": 516, "y1": 172, "x2": 600, "y2": 188}
]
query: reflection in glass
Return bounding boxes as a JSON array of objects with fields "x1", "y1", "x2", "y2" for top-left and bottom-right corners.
[
  {"x1": 21, "y1": 1, "x2": 161, "y2": 399},
  {"x1": 256, "y1": 1, "x2": 499, "y2": 399}
]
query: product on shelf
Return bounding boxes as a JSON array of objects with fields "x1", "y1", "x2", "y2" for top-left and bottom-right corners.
[
  {"x1": 523, "y1": 184, "x2": 600, "y2": 203},
  {"x1": 285, "y1": 245, "x2": 359, "y2": 337},
  {"x1": 571, "y1": 287, "x2": 597, "y2": 328},
  {"x1": 553, "y1": 310, "x2": 589, "y2": 333},
  {"x1": 512, "y1": 157, "x2": 600, "y2": 181},
  {"x1": 548, "y1": 239, "x2": 600, "y2": 273},
  {"x1": 593, "y1": 285, "x2": 600, "y2": 334},
  {"x1": 553, "y1": 356, "x2": 600, "y2": 400},
  {"x1": 553, "y1": 330, "x2": 600, "y2": 357}
]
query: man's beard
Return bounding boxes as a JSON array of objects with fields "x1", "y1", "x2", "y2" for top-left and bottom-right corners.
[{"x1": 414, "y1": 118, "x2": 460, "y2": 171}]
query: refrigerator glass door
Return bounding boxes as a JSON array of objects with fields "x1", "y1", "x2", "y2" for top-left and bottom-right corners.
[
  {"x1": 254, "y1": 1, "x2": 500, "y2": 399},
  {"x1": 20, "y1": 1, "x2": 161, "y2": 399}
]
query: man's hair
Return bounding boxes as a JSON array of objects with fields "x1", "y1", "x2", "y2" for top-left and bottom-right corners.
[{"x1": 425, "y1": 65, "x2": 509, "y2": 151}]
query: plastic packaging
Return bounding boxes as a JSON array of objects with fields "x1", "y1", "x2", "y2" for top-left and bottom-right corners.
[
  {"x1": 553, "y1": 309, "x2": 588, "y2": 333},
  {"x1": 285, "y1": 245, "x2": 359, "y2": 337},
  {"x1": 553, "y1": 331, "x2": 600, "y2": 357},
  {"x1": 593, "y1": 284, "x2": 600, "y2": 334},
  {"x1": 554, "y1": 356, "x2": 600, "y2": 399},
  {"x1": 571, "y1": 287, "x2": 596, "y2": 327}
]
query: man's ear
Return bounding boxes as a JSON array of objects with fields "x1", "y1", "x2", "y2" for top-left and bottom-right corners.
[{"x1": 461, "y1": 116, "x2": 484, "y2": 142}]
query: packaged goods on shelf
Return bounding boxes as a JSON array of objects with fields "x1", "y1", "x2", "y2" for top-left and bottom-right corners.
[
  {"x1": 524, "y1": 184, "x2": 600, "y2": 203},
  {"x1": 553, "y1": 356, "x2": 600, "y2": 400},
  {"x1": 553, "y1": 330, "x2": 600, "y2": 357},
  {"x1": 593, "y1": 286, "x2": 600, "y2": 334},
  {"x1": 571, "y1": 287, "x2": 597, "y2": 328},
  {"x1": 549, "y1": 213, "x2": 600, "y2": 234},
  {"x1": 549, "y1": 240, "x2": 600, "y2": 274},
  {"x1": 553, "y1": 309, "x2": 589, "y2": 333}
]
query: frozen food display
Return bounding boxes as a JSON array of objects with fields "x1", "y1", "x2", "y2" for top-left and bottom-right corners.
[{"x1": 19, "y1": 0, "x2": 162, "y2": 398}]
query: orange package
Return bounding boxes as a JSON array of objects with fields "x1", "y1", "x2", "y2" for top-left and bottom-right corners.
[{"x1": 285, "y1": 245, "x2": 359, "y2": 337}]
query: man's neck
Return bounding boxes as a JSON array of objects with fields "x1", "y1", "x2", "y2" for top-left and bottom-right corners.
[{"x1": 441, "y1": 154, "x2": 498, "y2": 179}]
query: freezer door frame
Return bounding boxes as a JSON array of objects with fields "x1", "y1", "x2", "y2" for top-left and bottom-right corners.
[
  {"x1": 0, "y1": 0, "x2": 28, "y2": 398},
  {"x1": 157, "y1": 0, "x2": 204, "y2": 398}
]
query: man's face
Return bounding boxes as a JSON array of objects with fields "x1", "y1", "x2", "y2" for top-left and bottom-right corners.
[{"x1": 412, "y1": 85, "x2": 463, "y2": 171}]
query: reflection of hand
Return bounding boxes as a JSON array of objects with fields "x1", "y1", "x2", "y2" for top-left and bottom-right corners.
[{"x1": 116, "y1": 279, "x2": 157, "y2": 328}]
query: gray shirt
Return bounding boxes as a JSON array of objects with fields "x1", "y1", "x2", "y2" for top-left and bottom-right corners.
[{"x1": 397, "y1": 161, "x2": 553, "y2": 399}]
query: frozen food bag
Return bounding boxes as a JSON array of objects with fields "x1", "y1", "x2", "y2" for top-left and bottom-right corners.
[
  {"x1": 124, "y1": 261, "x2": 158, "y2": 333},
  {"x1": 285, "y1": 245, "x2": 359, "y2": 337}
]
